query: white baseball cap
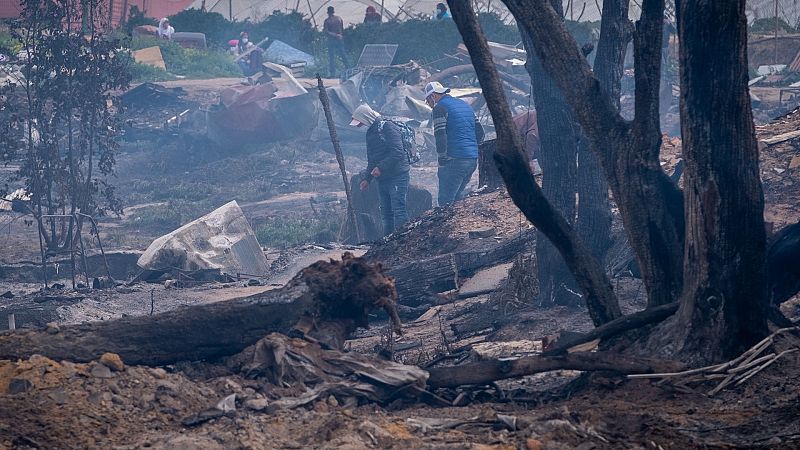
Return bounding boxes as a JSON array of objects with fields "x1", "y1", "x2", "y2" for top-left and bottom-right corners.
[{"x1": 424, "y1": 81, "x2": 450, "y2": 99}]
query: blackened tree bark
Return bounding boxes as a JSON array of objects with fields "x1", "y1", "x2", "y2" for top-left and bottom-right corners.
[
  {"x1": 490, "y1": 0, "x2": 768, "y2": 363},
  {"x1": 577, "y1": 0, "x2": 631, "y2": 263},
  {"x1": 650, "y1": 0, "x2": 768, "y2": 363},
  {"x1": 519, "y1": 0, "x2": 580, "y2": 307},
  {"x1": 447, "y1": 0, "x2": 622, "y2": 326},
  {"x1": 504, "y1": 0, "x2": 685, "y2": 308}
]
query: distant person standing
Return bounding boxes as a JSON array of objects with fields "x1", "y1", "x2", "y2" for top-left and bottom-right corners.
[
  {"x1": 425, "y1": 82, "x2": 484, "y2": 206},
  {"x1": 350, "y1": 104, "x2": 411, "y2": 236},
  {"x1": 434, "y1": 3, "x2": 451, "y2": 20},
  {"x1": 157, "y1": 18, "x2": 174, "y2": 39},
  {"x1": 364, "y1": 6, "x2": 382, "y2": 24},
  {"x1": 323, "y1": 6, "x2": 349, "y2": 78}
]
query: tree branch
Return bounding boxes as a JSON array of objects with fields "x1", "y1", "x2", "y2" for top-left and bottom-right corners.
[
  {"x1": 447, "y1": 0, "x2": 621, "y2": 326},
  {"x1": 427, "y1": 351, "x2": 685, "y2": 388},
  {"x1": 542, "y1": 301, "x2": 679, "y2": 356},
  {"x1": 632, "y1": 0, "x2": 664, "y2": 134}
]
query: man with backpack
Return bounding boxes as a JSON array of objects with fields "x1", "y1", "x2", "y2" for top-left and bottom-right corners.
[{"x1": 350, "y1": 104, "x2": 411, "y2": 236}]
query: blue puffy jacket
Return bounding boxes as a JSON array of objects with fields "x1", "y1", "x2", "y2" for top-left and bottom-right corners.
[{"x1": 432, "y1": 95, "x2": 484, "y2": 159}]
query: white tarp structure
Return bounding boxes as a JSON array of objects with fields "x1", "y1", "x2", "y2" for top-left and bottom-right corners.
[
  {"x1": 183, "y1": 0, "x2": 797, "y2": 26},
  {"x1": 186, "y1": 0, "x2": 514, "y2": 26},
  {"x1": 748, "y1": 0, "x2": 800, "y2": 27}
]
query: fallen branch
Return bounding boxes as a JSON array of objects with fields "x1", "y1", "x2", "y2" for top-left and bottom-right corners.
[
  {"x1": 426, "y1": 351, "x2": 684, "y2": 388},
  {"x1": 542, "y1": 301, "x2": 679, "y2": 356}
]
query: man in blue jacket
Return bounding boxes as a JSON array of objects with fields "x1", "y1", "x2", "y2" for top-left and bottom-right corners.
[
  {"x1": 425, "y1": 82, "x2": 485, "y2": 206},
  {"x1": 350, "y1": 104, "x2": 410, "y2": 236}
]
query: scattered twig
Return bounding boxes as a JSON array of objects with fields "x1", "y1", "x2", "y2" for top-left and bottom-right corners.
[{"x1": 628, "y1": 327, "x2": 800, "y2": 395}]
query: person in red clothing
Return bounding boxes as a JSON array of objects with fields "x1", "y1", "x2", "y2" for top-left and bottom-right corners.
[{"x1": 364, "y1": 6, "x2": 381, "y2": 23}]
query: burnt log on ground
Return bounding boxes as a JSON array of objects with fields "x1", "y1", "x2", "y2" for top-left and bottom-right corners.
[
  {"x1": 388, "y1": 230, "x2": 536, "y2": 308},
  {"x1": 389, "y1": 254, "x2": 459, "y2": 307},
  {"x1": 426, "y1": 351, "x2": 685, "y2": 388},
  {"x1": 0, "y1": 254, "x2": 400, "y2": 366}
]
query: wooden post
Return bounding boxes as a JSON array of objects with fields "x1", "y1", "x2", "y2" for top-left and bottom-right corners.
[
  {"x1": 316, "y1": 75, "x2": 361, "y2": 242},
  {"x1": 7, "y1": 313, "x2": 15, "y2": 331}
]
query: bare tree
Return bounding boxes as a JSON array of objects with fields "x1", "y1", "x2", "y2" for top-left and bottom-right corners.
[
  {"x1": 503, "y1": 0, "x2": 685, "y2": 309},
  {"x1": 449, "y1": 0, "x2": 770, "y2": 363},
  {"x1": 7, "y1": 0, "x2": 130, "y2": 262},
  {"x1": 577, "y1": 0, "x2": 632, "y2": 265}
]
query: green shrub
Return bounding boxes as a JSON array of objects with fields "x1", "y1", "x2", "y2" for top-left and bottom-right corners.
[
  {"x1": 124, "y1": 5, "x2": 157, "y2": 34},
  {"x1": 750, "y1": 17, "x2": 795, "y2": 35},
  {"x1": 343, "y1": 14, "x2": 519, "y2": 66},
  {"x1": 168, "y1": 9, "x2": 235, "y2": 49},
  {"x1": 129, "y1": 36, "x2": 239, "y2": 79},
  {"x1": 256, "y1": 217, "x2": 339, "y2": 248},
  {"x1": 0, "y1": 29, "x2": 19, "y2": 55},
  {"x1": 128, "y1": 62, "x2": 175, "y2": 82},
  {"x1": 167, "y1": 9, "x2": 318, "y2": 53},
  {"x1": 246, "y1": 11, "x2": 319, "y2": 54}
]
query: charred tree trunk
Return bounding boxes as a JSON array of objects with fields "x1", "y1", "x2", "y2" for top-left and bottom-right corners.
[
  {"x1": 0, "y1": 254, "x2": 401, "y2": 366},
  {"x1": 504, "y1": 0, "x2": 685, "y2": 308},
  {"x1": 519, "y1": 5, "x2": 580, "y2": 307},
  {"x1": 478, "y1": 139, "x2": 504, "y2": 190},
  {"x1": 577, "y1": 0, "x2": 631, "y2": 263},
  {"x1": 448, "y1": 0, "x2": 621, "y2": 326},
  {"x1": 652, "y1": 0, "x2": 768, "y2": 363}
]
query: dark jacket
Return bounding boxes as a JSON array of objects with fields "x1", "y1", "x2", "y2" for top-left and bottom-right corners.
[{"x1": 364, "y1": 119, "x2": 410, "y2": 182}]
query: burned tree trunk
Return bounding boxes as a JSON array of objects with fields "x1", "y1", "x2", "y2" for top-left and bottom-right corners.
[
  {"x1": 519, "y1": 5, "x2": 580, "y2": 307},
  {"x1": 651, "y1": 0, "x2": 768, "y2": 363},
  {"x1": 0, "y1": 254, "x2": 401, "y2": 365},
  {"x1": 448, "y1": 0, "x2": 621, "y2": 326},
  {"x1": 478, "y1": 139, "x2": 504, "y2": 190},
  {"x1": 577, "y1": 0, "x2": 631, "y2": 263}
]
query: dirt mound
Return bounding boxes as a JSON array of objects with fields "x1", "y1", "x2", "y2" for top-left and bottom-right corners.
[{"x1": 365, "y1": 190, "x2": 525, "y2": 268}]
